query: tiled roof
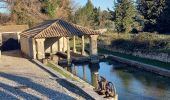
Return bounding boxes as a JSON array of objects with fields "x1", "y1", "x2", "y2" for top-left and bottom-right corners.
[
  {"x1": 0, "y1": 25, "x2": 29, "y2": 33},
  {"x1": 20, "y1": 19, "x2": 100, "y2": 38}
]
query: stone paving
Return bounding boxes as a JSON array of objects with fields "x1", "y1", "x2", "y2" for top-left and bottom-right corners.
[{"x1": 0, "y1": 50, "x2": 85, "y2": 100}]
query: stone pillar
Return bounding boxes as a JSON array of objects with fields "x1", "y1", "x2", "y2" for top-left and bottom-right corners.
[
  {"x1": 81, "y1": 35, "x2": 85, "y2": 55},
  {"x1": 36, "y1": 38, "x2": 45, "y2": 60},
  {"x1": 67, "y1": 37, "x2": 71, "y2": 64},
  {"x1": 90, "y1": 35, "x2": 98, "y2": 56},
  {"x1": 73, "y1": 36, "x2": 77, "y2": 53},
  {"x1": 31, "y1": 39, "x2": 37, "y2": 59},
  {"x1": 17, "y1": 32, "x2": 20, "y2": 43},
  {"x1": 63, "y1": 37, "x2": 65, "y2": 52}
]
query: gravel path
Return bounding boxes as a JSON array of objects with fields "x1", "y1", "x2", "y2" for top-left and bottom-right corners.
[{"x1": 0, "y1": 50, "x2": 85, "y2": 100}]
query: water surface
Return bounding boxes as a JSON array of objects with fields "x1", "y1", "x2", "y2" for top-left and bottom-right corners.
[{"x1": 62, "y1": 61, "x2": 170, "y2": 100}]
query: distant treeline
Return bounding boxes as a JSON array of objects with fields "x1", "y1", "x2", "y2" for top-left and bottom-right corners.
[{"x1": 0, "y1": 0, "x2": 170, "y2": 34}]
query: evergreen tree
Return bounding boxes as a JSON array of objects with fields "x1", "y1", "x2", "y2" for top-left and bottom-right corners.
[
  {"x1": 137, "y1": 0, "x2": 166, "y2": 32},
  {"x1": 91, "y1": 7, "x2": 100, "y2": 29},
  {"x1": 157, "y1": 0, "x2": 170, "y2": 33},
  {"x1": 41, "y1": 0, "x2": 59, "y2": 18},
  {"x1": 114, "y1": 0, "x2": 136, "y2": 33},
  {"x1": 75, "y1": 0, "x2": 95, "y2": 28},
  {"x1": 99, "y1": 10, "x2": 112, "y2": 29}
]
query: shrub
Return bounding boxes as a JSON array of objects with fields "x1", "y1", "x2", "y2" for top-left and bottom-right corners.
[{"x1": 111, "y1": 32, "x2": 170, "y2": 51}]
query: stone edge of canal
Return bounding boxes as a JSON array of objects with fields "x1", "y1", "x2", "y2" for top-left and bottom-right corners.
[
  {"x1": 106, "y1": 55, "x2": 170, "y2": 77},
  {"x1": 32, "y1": 59, "x2": 118, "y2": 100}
]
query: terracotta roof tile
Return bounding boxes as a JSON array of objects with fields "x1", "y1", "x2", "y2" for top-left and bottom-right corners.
[{"x1": 20, "y1": 19, "x2": 100, "y2": 38}]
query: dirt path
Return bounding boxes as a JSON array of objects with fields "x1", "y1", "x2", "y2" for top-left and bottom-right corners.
[{"x1": 0, "y1": 50, "x2": 84, "y2": 100}]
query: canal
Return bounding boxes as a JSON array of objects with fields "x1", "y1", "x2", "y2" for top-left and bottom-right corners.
[{"x1": 62, "y1": 60, "x2": 170, "y2": 100}]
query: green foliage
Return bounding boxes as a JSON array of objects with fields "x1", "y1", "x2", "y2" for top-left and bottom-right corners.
[
  {"x1": 41, "y1": 0, "x2": 59, "y2": 18},
  {"x1": 91, "y1": 7, "x2": 100, "y2": 29},
  {"x1": 114, "y1": 0, "x2": 136, "y2": 33},
  {"x1": 99, "y1": 10, "x2": 113, "y2": 29},
  {"x1": 99, "y1": 48, "x2": 170, "y2": 69},
  {"x1": 157, "y1": 0, "x2": 170, "y2": 33},
  {"x1": 75, "y1": 0, "x2": 95, "y2": 28},
  {"x1": 47, "y1": 62, "x2": 79, "y2": 81},
  {"x1": 75, "y1": 0, "x2": 112, "y2": 29},
  {"x1": 111, "y1": 32, "x2": 170, "y2": 51},
  {"x1": 137, "y1": 0, "x2": 166, "y2": 32}
]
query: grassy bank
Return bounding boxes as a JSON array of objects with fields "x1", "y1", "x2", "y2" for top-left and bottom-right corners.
[
  {"x1": 46, "y1": 62, "x2": 78, "y2": 81},
  {"x1": 98, "y1": 48, "x2": 170, "y2": 70}
]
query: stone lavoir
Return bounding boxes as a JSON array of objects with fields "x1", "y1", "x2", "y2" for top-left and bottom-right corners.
[{"x1": 20, "y1": 19, "x2": 101, "y2": 63}]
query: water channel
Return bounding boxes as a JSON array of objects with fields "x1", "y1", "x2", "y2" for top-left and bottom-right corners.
[{"x1": 61, "y1": 60, "x2": 170, "y2": 100}]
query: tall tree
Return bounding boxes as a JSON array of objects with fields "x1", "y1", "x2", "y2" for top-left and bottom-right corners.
[
  {"x1": 41, "y1": 0, "x2": 59, "y2": 18},
  {"x1": 99, "y1": 10, "x2": 112, "y2": 29},
  {"x1": 157, "y1": 0, "x2": 170, "y2": 33},
  {"x1": 137, "y1": 0, "x2": 166, "y2": 32},
  {"x1": 75, "y1": 0, "x2": 94, "y2": 28},
  {"x1": 0, "y1": 13, "x2": 10, "y2": 25},
  {"x1": 56, "y1": 0, "x2": 73, "y2": 21},
  {"x1": 114, "y1": 0, "x2": 136, "y2": 33},
  {"x1": 11, "y1": 0, "x2": 48, "y2": 26}
]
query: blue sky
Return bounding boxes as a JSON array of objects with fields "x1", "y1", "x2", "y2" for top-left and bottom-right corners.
[
  {"x1": 0, "y1": 0, "x2": 114, "y2": 13},
  {"x1": 0, "y1": 2, "x2": 9, "y2": 13},
  {"x1": 73, "y1": 0, "x2": 114, "y2": 10}
]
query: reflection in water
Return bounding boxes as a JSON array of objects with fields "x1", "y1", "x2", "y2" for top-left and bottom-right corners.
[
  {"x1": 83, "y1": 65, "x2": 86, "y2": 81},
  {"x1": 89, "y1": 63, "x2": 100, "y2": 88},
  {"x1": 63, "y1": 61, "x2": 170, "y2": 100}
]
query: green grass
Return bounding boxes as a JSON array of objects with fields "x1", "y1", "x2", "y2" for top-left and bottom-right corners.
[
  {"x1": 98, "y1": 48, "x2": 170, "y2": 70},
  {"x1": 46, "y1": 62, "x2": 79, "y2": 81},
  {"x1": 155, "y1": 49, "x2": 170, "y2": 53}
]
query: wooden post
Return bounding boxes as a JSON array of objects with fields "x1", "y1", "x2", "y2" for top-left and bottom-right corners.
[{"x1": 81, "y1": 35, "x2": 85, "y2": 56}]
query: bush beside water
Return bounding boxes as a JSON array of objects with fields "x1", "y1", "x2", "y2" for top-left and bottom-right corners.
[{"x1": 99, "y1": 32, "x2": 170, "y2": 53}]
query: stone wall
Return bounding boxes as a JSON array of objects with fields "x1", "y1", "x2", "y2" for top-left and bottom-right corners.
[
  {"x1": 20, "y1": 37, "x2": 35, "y2": 58},
  {"x1": 1, "y1": 33, "x2": 19, "y2": 43},
  {"x1": 99, "y1": 44, "x2": 170, "y2": 63},
  {"x1": 132, "y1": 51, "x2": 170, "y2": 63},
  {"x1": 45, "y1": 37, "x2": 67, "y2": 54},
  {"x1": 107, "y1": 55, "x2": 170, "y2": 77}
]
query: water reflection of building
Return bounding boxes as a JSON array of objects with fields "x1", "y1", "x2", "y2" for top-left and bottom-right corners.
[
  {"x1": 83, "y1": 65, "x2": 86, "y2": 81},
  {"x1": 72, "y1": 64, "x2": 87, "y2": 81},
  {"x1": 89, "y1": 63, "x2": 100, "y2": 88},
  {"x1": 72, "y1": 64, "x2": 77, "y2": 76}
]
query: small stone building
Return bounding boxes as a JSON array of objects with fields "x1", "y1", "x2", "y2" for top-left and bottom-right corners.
[
  {"x1": 0, "y1": 25, "x2": 29, "y2": 43},
  {"x1": 0, "y1": 25, "x2": 28, "y2": 57},
  {"x1": 20, "y1": 19, "x2": 100, "y2": 61}
]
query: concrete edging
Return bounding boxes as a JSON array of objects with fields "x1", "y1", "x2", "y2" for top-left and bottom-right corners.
[
  {"x1": 107, "y1": 55, "x2": 170, "y2": 77},
  {"x1": 32, "y1": 59, "x2": 104, "y2": 100}
]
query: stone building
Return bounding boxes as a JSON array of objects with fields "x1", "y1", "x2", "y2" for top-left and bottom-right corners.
[
  {"x1": 20, "y1": 19, "x2": 100, "y2": 62},
  {"x1": 0, "y1": 25, "x2": 29, "y2": 43},
  {"x1": 0, "y1": 25, "x2": 28, "y2": 57}
]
